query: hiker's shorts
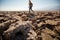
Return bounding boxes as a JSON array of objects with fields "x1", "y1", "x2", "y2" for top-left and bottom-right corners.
[{"x1": 29, "y1": 6, "x2": 32, "y2": 9}]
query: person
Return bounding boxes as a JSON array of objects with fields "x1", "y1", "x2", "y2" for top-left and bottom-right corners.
[{"x1": 29, "y1": 0, "x2": 33, "y2": 13}]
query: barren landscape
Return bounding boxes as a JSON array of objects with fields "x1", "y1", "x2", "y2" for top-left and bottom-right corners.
[{"x1": 0, "y1": 11, "x2": 60, "y2": 40}]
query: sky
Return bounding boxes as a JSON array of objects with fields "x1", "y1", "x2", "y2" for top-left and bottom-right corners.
[{"x1": 0, "y1": 0, "x2": 60, "y2": 11}]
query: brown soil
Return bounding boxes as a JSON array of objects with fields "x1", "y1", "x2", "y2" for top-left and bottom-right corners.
[{"x1": 0, "y1": 11, "x2": 60, "y2": 40}]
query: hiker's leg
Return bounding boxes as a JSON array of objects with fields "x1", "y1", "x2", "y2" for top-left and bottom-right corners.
[
  {"x1": 31, "y1": 7, "x2": 34, "y2": 13},
  {"x1": 29, "y1": 9, "x2": 30, "y2": 13},
  {"x1": 29, "y1": 7, "x2": 31, "y2": 13}
]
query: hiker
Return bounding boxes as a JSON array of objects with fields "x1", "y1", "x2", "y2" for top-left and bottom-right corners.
[{"x1": 29, "y1": 0, "x2": 33, "y2": 13}]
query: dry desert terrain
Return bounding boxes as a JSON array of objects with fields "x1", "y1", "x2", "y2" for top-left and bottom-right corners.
[{"x1": 0, "y1": 11, "x2": 60, "y2": 40}]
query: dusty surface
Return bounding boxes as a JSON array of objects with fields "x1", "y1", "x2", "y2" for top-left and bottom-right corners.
[{"x1": 0, "y1": 11, "x2": 60, "y2": 40}]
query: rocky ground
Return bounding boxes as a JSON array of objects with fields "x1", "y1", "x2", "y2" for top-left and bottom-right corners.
[{"x1": 0, "y1": 11, "x2": 60, "y2": 40}]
